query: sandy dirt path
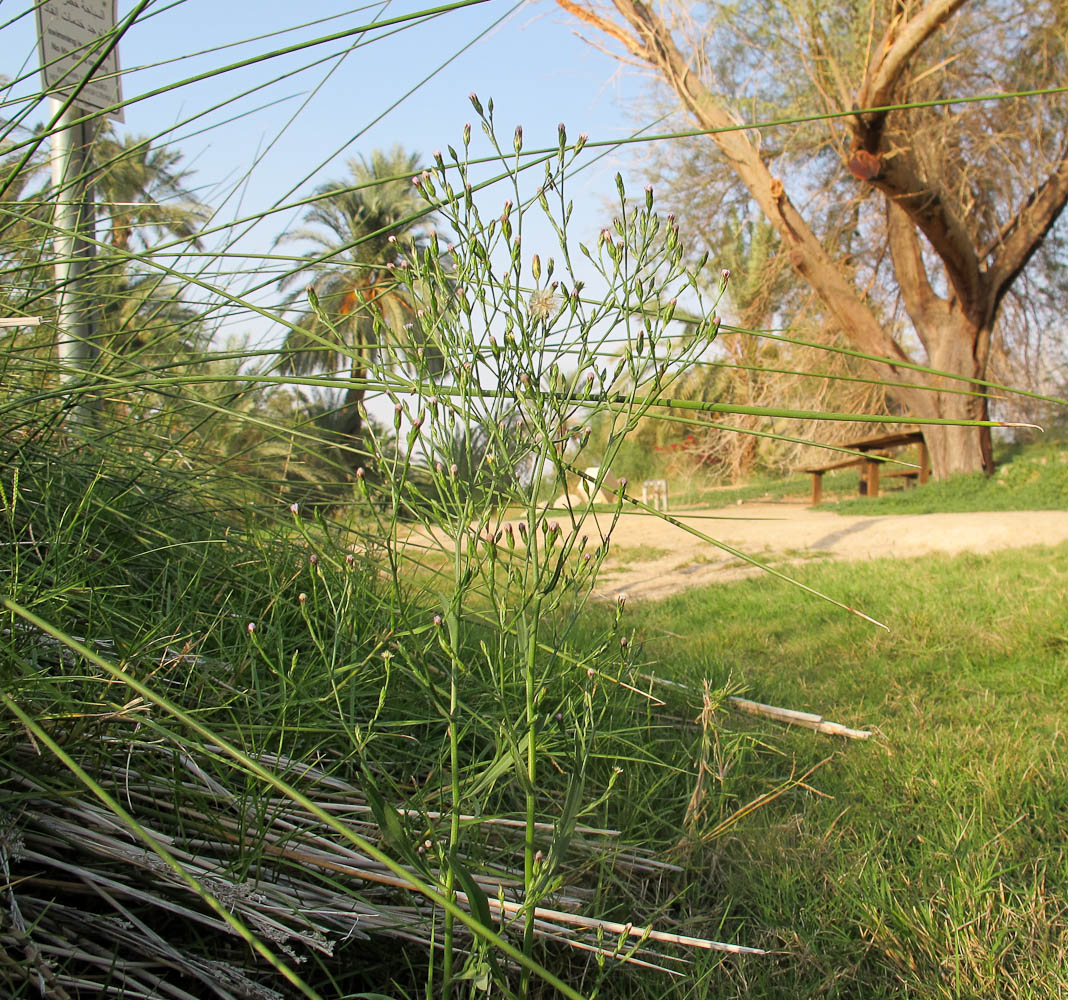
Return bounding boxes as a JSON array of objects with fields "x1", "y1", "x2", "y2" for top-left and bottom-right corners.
[{"x1": 587, "y1": 502, "x2": 1068, "y2": 601}]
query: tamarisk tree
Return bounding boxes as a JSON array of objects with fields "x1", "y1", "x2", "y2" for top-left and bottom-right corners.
[{"x1": 556, "y1": 0, "x2": 1068, "y2": 476}]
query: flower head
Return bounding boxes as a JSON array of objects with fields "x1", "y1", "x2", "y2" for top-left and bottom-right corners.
[{"x1": 528, "y1": 288, "x2": 559, "y2": 321}]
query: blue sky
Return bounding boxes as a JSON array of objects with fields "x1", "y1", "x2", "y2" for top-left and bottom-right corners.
[{"x1": 1, "y1": 0, "x2": 673, "y2": 342}]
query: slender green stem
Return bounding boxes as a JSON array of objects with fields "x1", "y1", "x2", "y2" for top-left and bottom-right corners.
[
  {"x1": 442, "y1": 611, "x2": 462, "y2": 994},
  {"x1": 521, "y1": 591, "x2": 544, "y2": 998}
]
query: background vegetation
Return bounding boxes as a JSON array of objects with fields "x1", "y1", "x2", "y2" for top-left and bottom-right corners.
[{"x1": 2, "y1": 2, "x2": 1067, "y2": 998}]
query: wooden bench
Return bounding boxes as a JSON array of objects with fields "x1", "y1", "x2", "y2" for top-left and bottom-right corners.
[{"x1": 802, "y1": 431, "x2": 929, "y2": 504}]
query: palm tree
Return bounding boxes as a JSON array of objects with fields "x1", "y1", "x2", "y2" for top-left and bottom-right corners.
[
  {"x1": 277, "y1": 146, "x2": 443, "y2": 472},
  {"x1": 90, "y1": 127, "x2": 209, "y2": 252}
]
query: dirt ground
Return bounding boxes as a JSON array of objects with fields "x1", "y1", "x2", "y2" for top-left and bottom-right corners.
[{"x1": 586, "y1": 501, "x2": 1068, "y2": 601}]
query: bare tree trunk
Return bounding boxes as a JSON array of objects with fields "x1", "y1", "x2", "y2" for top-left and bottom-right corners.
[
  {"x1": 556, "y1": 0, "x2": 1068, "y2": 480},
  {"x1": 913, "y1": 318, "x2": 995, "y2": 478}
]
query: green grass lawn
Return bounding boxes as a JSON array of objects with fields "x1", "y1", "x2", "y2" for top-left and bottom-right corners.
[
  {"x1": 7, "y1": 424, "x2": 1066, "y2": 998},
  {"x1": 619, "y1": 543, "x2": 1068, "y2": 998}
]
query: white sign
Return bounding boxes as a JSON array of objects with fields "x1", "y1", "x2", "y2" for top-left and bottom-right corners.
[{"x1": 36, "y1": 0, "x2": 124, "y2": 120}]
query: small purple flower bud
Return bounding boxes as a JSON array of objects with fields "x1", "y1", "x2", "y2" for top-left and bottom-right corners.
[
  {"x1": 247, "y1": 622, "x2": 256, "y2": 634},
  {"x1": 617, "y1": 593, "x2": 627, "y2": 609},
  {"x1": 356, "y1": 467, "x2": 365, "y2": 480},
  {"x1": 289, "y1": 502, "x2": 299, "y2": 514},
  {"x1": 450, "y1": 464, "x2": 459, "y2": 476},
  {"x1": 619, "y1": 477, "x2": 628, "y2": 488},
  {"x1": 309, "y1": 554, "x2": 318, "y2": 566},
  {"x1": 620, "y1": 636, "x2": 629, "y2": 649},
  {"x1": 433, "y1": 615, "x2": 443, "y2": 628},
  {"x1": 298, "y1": 593, "x2": 307, "y2": 605},
  {"x1": 587, "y1": 667, "x2": 595, "y2": 678},
  {"x1": 346, "y1": 553, "x2": 355, "y2": 566},
  {"x1": 721, "y1": 268, "x2": 731, "y2": 281}
]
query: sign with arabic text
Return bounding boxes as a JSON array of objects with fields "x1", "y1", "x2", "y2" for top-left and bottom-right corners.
[{"x1": 36, "y1": 0, "x2": 124, "y2": 120}]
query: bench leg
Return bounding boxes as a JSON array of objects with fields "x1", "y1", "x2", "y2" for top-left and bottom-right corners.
[
  {"x1": 866, "y1": 459, "x2": 880, "y2": 498},
  {"x1": 811, "y1": 472, "x2": 822, "y2": 505},
  {"x1": 919, "y1": 439, "x2": 930, "y2": 484}
]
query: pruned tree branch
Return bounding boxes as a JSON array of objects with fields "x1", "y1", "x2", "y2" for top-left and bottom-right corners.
[
  {"x1": 570, "y1": 0, "x2": 924, "y2": 390},
  {"x1": 886, "y1": 200, "x2": 948, "y2": 346},
  {"x1": 845, "y1": 1, "x2": 983, "y2": 312},
  {"x1": 986, "y1": 151, "x2": 1068, "y2": 310},
  {"x1": 555, "y1": 0, "x2": 648, "y2": 59},
  {"x1": 856, "y1": 0, "x2": 968, "y2": 119},
  {"x1": 873, "y1": 151, "x2": 983, "y2": 309}
]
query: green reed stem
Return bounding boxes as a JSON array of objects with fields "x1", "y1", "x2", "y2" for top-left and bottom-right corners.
[{"x1": 521, "y1": 591, "x2": 544, "y2": 999}]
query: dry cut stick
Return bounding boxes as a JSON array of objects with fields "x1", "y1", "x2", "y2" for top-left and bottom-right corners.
[{"x1": 728, "y1": 696, "x2": 871, "y2": 739}]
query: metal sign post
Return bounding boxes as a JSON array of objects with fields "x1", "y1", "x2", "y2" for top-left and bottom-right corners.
[
  {"x1": 36, "y1": 1, "x2": 123, "y2": 421},
  {"x1": 50, "y1": 98, "x2": 97, "y2": 403}
]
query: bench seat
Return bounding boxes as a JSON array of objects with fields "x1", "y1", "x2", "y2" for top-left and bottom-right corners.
[{"x1": 800, "y1": 433, "x2": 929, "y2": 504}]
